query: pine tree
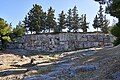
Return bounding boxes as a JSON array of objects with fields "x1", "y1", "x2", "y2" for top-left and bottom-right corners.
[
  {"x1": 41, "y1": 12, "x2": 47, "y2": 33},
  {"x1": 23, "y1": 4, "x2": 43, "y2": 34},
  {"x1": 23, "y1": 16, "x2": 29, "y2": 34},
  {"x1": 57, "y1": 11, "x2": 66, "y2": 32},
  {"x1": 98, "y1": 4, "x2": 104, "y2": 27},
  {"x1": 101, "y1": 15, "x2": 109, "y2": 33},
  {"x1": 72, "y1": 6, "x2": 80, "y2": 32},
  {"x1": 80, "y1": 14, "x2": 89, "y2": 33},
  {"x1": 66, "y1": 9, "x2": 73, "y2": 32},
  {"x1": 46, "y1": 7, "x2": 56, "y2": 33},
  {"x1": 93, "y1": 4, "x2": 109, "y2": 33},
  {"x1": 13, "y1": 21, "x2": 26, "y2": 37},
  {"x1": 93, "y1": 15, "x2": 100, "y2": 32}
]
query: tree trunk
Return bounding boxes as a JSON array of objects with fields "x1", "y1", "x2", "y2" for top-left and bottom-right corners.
[
  {"x1": 0, "y1": 35, "x2": 5, "y2": 49},
  {"x1": 97, "y1": 28, "x2": 98, "y2": 32},
  {"x1": 49, "y1": 28, "x2": 50, "y2": 33}
]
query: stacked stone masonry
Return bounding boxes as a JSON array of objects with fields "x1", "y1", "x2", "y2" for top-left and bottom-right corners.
[{"x1": 10, "y1": 33, "x2": 115, "y2": 52}]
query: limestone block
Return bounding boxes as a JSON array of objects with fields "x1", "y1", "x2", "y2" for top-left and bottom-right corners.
[
  {"x1": 59, "y1": 41, "x2": 68, "y2": 51},
  {"x1": 83, "y1": 42, "x2": 89, "y2": 48},
  {"x1": 88, "y1": 35, "x2": 98, "y2": 42},
  {"x1": 93, "y1": 42, "x2": 99, "y2": 47},
  {"x1": 64, "y1": 42, "x2": 69, "y2": 50},
  {"x1": 68, "y1": 33, "x2": 76, "y2": 40},
  {"x1": 59, "y1": 33, "x2": 67, "y2": 41},
  {"x1": 78, "y1": 35, "x2": 88, "y2": 41},
  {"x1": 86, "y1": 42, "x2": 92, "y2": 48},
  {"x1": 78, "y1": 42, "x2": 84, "y2": 48},
  {"x1": 97, "y1": 35, "x2": 104, "y2": 41}
]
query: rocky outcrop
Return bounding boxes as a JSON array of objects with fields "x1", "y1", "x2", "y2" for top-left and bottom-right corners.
[{"x1": 9, "y1": 33, "x2": 114, "y2": 52}]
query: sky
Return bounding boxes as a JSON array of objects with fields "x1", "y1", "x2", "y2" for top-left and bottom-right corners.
[{"x1": 0, "y1": 0, "x2": 117, "y2": 31}]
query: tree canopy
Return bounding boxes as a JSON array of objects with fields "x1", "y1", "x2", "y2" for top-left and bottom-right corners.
[
  {"x1": 57, "y1": 11, "x2": 66, "y2": 32},
  {"x1": 13, "y1": 21, "x2": 26, "y2": 37},
  {"x1": 106, "y1": 0, "x2": 120, "y2": 45},
  {"x1": 23, "y1": 4, "x2": 90, "y2": 33},
  {"x1": 46, "y1": 7, "x2": 56, "y2": 32},
  {"x1": 0, "y1": 18, "x2": 11, "y2": 49},
  {"x1": 106, "y1": 0, "x2": 120, "y2": 21},
  {"x1": 93, "y1": 1, "x2": 109, "y2": 33},
  {"x1": 80, "y1": 14, "x2": 89, "y2": 33},
  {"x1": 23, "y1": 4, "x2": 44, "y2": 34}
]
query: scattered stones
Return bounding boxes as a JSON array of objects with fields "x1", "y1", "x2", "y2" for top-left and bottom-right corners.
[
  {"x1": 38, "y1": 55, "x2": 44, "y2": 58},
  {"x1": 23, "y1": 75, "x2": 58, "y2": 80},
  {"x1": 71, "y1": 65, "x2": 97, "y2": 72},
  {"x1": 52, "y1": 62, "x2": 75, "y2": 71},
  {"x1": 0, "y1": 69, "x2": 27, "y2": 76},
  {"x1": 25, "y1": 70, "x2": 38, "y2": 76},
  {"x1": 82, "y1": 50, "x2": 96, "y2": 56}
]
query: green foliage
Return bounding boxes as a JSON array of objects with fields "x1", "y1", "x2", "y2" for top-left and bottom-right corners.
[
  {"x1": 66, "y1": 6, "x2": 81, "y2": 32},
  {"x1": 110, "y1": 24, "x2": 120, "y2": 37},
  {"x1": 113, "y1": 37, "x2": 120, "y2": 46},
  {"x1": 53, "y1": 25, "x2": 61, "y2": 33},
  {"x1": 93, "y1": 15, "x2": 100, "y2": 31},
  {"x1": 80, "y1": 14, "x2": 89, "y2": 33},
  {"x1": 105, "y1": 0, "x2": 120, "y2": 45},
  {"x1": 46, "y1": 7, "x2": 56, "y2": 33},
  {"x1": 93, "y1": 5, "x2": 109, "y2": 33},
  {"x1": 72, "y1": 6, "x2": 81, "y2": 32},
  {"x1": 23, "y1": 4, "x2": 44, "y2": 34},
  {"x1": 110, "y1": 23, "x2": 120, "y2": 46},
  {"x1": 101, "y1": 16, "x2": 109, "y2": 33},
  {"x1": 57, "y1": 11, "x2": 66, "y2": 32},
  {"x1": 13, "y1": 21, "x2": 26, "y2": 37},
  {"x1": 23, "y1": 5, "x2": 91, "y2": 33},
  {"x1": 41, "y1": 12, "x2": 47, "y2": 33},
  {"x1": 66, "y1": 9, "x2": 73, "y2": 32},
  {"x1": 106, "y1": 0, "x2": 120, "y2": 20},
  {"x1": 0, "y1": 18, "x2": 11, "y2": 49},
  {"x1": 2, "y1": 36, "x2": 11, "y2": 42}
]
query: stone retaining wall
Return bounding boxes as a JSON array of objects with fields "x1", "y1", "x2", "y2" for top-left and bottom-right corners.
[{"x1": 9, "y1": 33, "x2": 115, "y2": 52}]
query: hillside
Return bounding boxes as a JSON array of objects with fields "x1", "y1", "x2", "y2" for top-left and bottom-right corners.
[{"x1": 0, "y1": 45, "x2": 120, "y2": 80}]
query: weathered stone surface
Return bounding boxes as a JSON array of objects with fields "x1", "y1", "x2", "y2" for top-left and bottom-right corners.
[
  {"x1": 9, "y1": 33, "x2": 114, "y2": 52},
  {"x1": 112, "y1": 71, "x2": 120, "y2": 80},
  {"x1": 23, "y1": 75, "x2": 57, "y2": 80},
  {"x1": 0, "y1": 69, "x2": 27, "y2": 76},
  {"x1": 71, "y1": 65, "x2": 97, "y2": 72}
]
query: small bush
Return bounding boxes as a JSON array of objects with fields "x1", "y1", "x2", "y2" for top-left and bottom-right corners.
[
  {"x1": 110, "y1": 23, "x2": 120, "y2": 46},
  {"x1": 110, "y1": 23, "x2": 120, "y2": 37}
]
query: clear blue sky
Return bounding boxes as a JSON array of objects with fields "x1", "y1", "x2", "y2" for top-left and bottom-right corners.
[{"x1": 0, "y1": 0, "x2": 116, "y2": 31}]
